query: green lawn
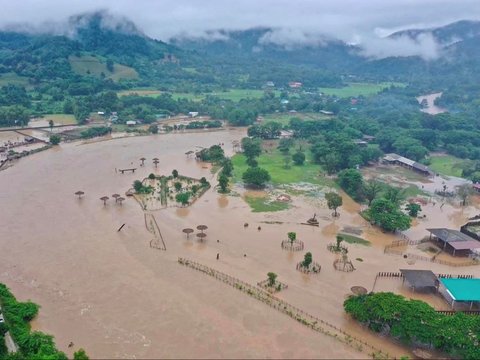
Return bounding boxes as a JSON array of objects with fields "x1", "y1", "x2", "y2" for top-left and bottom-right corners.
[
  {"x1": 232, "y1": 149, "x2": 332, "y2": 186},
  {"x1": 244, "y1": 195, "x2": 290, "y2": 212},
  {"x1": 42, "y1": 114, "x2": 77, "y2": 125},
  {"x1": 318, "y1": 82, "x2": 405, "y2": 98},
  {"x1": 339, "y1": 233, "x2": 371, "y2": 246},
  {"x1": 429, "y1": 155, "x2": 466, "y2": 177}
]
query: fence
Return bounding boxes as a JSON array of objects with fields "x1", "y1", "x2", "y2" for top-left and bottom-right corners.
[
  {"x1": 372, "y1": 272, "x2": 475, "y2": 291},
  {"x1": 281, "y1": 240, "x2": 304, "y2": 251},
  {"x1": 384, "y1": 240, "x2": 479, "y2": 267},
  {"x1": 436, "y1": 310, "x2": 480, "y2": 316},
  {"x1": 145, "y1": 213, "x2": 167, "y2": 250},
  {"x1": 296, "y1": 261, "x2": 321, "y2": 274},
  {"x1": 177, "y1": 257, "x2": 389, "y2": 358}
]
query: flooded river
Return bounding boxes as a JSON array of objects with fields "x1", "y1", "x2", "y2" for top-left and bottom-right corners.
[
  {"x1": 0, "y1": 129, "x2": 476, "y2": 358},
  {"x1": 417, "y1": 92, "x2": 447, "y2": 115}
]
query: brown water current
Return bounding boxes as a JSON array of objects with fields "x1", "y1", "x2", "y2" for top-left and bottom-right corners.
[{"x1": 1, "y1": 129, "x2": 478, "y2": 359}]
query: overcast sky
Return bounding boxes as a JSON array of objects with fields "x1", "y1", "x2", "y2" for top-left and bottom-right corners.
[{"x1": 1, "y1": 0, "x2": 479, "y2": 59}]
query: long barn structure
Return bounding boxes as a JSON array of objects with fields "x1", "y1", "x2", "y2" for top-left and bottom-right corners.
[{"x1": 383, "y1": 153, "x2": 432, "y2": 176}]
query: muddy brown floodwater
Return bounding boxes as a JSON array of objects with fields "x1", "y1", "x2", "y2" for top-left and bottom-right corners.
[
  {"x1": 0, "y1": 129, "x2": 478, "y2": 359},
  {"x1": 417, "y1": 92, "x2": 447, "y2": 115}
]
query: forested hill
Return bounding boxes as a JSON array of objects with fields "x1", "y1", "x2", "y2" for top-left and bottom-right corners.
[
  {"x1": 171, "y1": 27, "x2": 362, "y2": 71},
  {"x1": 173, "y1": 20, "x2": 480, "y2": 86},
  {"x1": 1, "y1": 12, "x2": 480, "y2": 91}
]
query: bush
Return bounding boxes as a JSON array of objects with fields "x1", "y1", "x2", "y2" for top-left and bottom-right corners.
[
  {"x1": 242, "y1": 167, "x2": 271, "y2": 188},
  {"x1": 148, "y1": 173, "x2": 156, "y2": 180},
  {"x1": 292, "y1": 151, "x2": 305, "y2": 165},
  {"x1": 49, "y1": 134, "x2": 61, "y2": 145}
]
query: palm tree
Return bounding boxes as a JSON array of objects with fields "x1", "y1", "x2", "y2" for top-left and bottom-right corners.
[
  {"x1": 112, "y1": 193, "x2": 120, "y2": 202},
  {"x1": 117, "y1": 197, "x2": 125, "y2": 205},
  {"x1": 100, "y1": 196, "x2": 109, "y2": 206},
  {"x1": 140, "y1": 157, "x2": 146, "y2": 166},
  {"x1": 48, "y1": 119, "x2": 54, "y2": 132},
  {"x1": 153, "y1": 158, "x2": 159, "y2": 168}
]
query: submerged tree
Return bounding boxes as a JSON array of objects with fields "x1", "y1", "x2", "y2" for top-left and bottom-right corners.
[
  {"x1": 325, "y1": 192, "x2": 343, "y2": 217},
  {"x1": 267, "y1": 272, "x2": 277, "y2": 287},
  {"x1": 405, "y1": 203, "x2": 422, "y2": 217},
  {"x1": 288, "y1": 232, "x2": 296, "y2": 244},
  {"x1": 302, "y1": 252, "x2": 313, "y2": 268},
  {"x1": 218, "y1": 173, "x2": 229, "y2": 193}
]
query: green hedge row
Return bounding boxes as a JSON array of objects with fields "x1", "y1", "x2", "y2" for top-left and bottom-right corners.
[{"x1": 344, "y1": 292, "x2": 480, "y2": 360}]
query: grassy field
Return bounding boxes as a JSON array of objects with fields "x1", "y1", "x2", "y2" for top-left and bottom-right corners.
[
  {"x1": 339, "y1": 233, "x2": 371, "y2": 246},
  {"x1": 117, "y1": 88, "x2": 279, "y2": 102},
  {"x1": 244, "y1": 195, "x2": 290, "y2": 212},
  {"x1": 261, "y1": 112, "x2": 332, "y2": 126},
  {"x1": 318, "y1": 82, "x2": 405, "y2": 98},
  {"x1": 69, "y1": 55, "x2": 139, "y2": 81},
  {"x1": 43, "y1": 114, "x2": 77, "y2": 125},
  {"x1": 232, "y1": 149, "x2": 332, "y2": 186},
  {"x1": 0, "y1": 72, "x2": 30, "y2": 87},
  {"x1": 429, "y1": 155, "x2": 466, "y2": 177}
]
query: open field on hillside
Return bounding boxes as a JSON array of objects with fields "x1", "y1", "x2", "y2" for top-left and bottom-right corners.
[
  {"x1": 117, "y1": 88, "x2": 280, "y2": 102},
  {"x1": 318, "y1": 82, "x2": 405, "y2": 98},
  {"x1": 261, "y1": 112, "x2": 333, "y2": 126},
  {"x1": 69, "y1": 55, "x2": 138, "y2": 81},
  {"x1": 0, "y1": 72, "x2": 30, "y2": 87}
]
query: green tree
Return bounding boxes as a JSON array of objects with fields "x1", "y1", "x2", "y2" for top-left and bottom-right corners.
[
  {"x1": 172, "y1": 169, "x2": 178, "y2": 178},
  {"x1": 49, "y1": 134, "x2": 61, "y2": 145},
  {"x1": 218, "y1": 173, "x2": 229, "y2": 193},
  {"x1": 73, "y1": 349, "x2": 89, "y2": 360},
  {"x1": 242, "y1": 167, "x2": 271, "y2": 187},
  {"x1": 335, "y1": 235, "x2": 344, "y2": 251},
  {"x1": 148, "y1": 124, "x2": 158, "y2": 134},
  {"x1": 405, "y1": 203, "x2": 422, "y2": 217},
  {"x1": 191, "y1": 184, "x2": 199, "y2": 195},
  {"x1": 241, "y1": 137, "x2": 262, "y2": 160},
  {"x1": 221, "y1": 158, "x2": 233, "y2": 177},
  {"x1": 384, "y1": 186, "x2": 405, "y2": 207},
  {"x1": 363, "y1": 180, "x2": 383, "y2": 207},
  {"x1": 288, "y1": 232, "x2": 296, "y2": 244},
  {"x1": 174, "y1": 182, "x2": 182, "y2": 192},
  {"x1": 106, "y1": 59, "x2": 114, "y2": 73},
  {"x1": 175, "y1": 192, "x2": 190, "y2": 206},
  {"x1": 133, "y1": 180, "x2": 143, "y2": 193},
  {"x1": 367, "y1": 199, "x2": 411, "y2": 232},
  {"x1": 48, "y1": 119, "x2": 54, "y2": 132},
  {"x1": 325, "y1": 192, "x2": 343, "y2": 217},
  {"x1": 302, "y1": 252, "x2": 312, "y2": 268},
  {"x1": 267, "y1": 272, "x2": 277, "y2": 287},
  {"x1": 338, "y1": 169, "x2": 363, "y2": 200},
  {"x1": 292, "y1": 151, "x2": 305, "y2": 165},
  {"x1": 200, "y1": 177, "x2": 209, "y2": 186}
]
